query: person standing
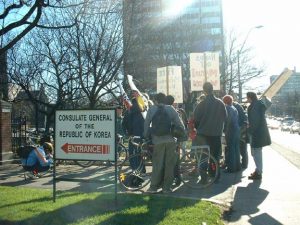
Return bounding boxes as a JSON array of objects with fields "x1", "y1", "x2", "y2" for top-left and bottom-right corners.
[
  {"x1": 165, "y1": 95, "x2": 187, "y2": 186},
  {"x1": 232, "y1": 101, "x2": 249, "y2": 169},
  {"x1": 193, "y1": 82, "x2": 227, "y2": 182},
  {"x1": 246, "y1": 92, "x2": 271, "y2": 180},
  {"x1": 144, "y1": 93, "x2": 184, "y2": 193},
  {"x1": 222, "y1": 95, "x2": 240, "y2": 173},
  {"x1": 122, "y1": 90, "x2": 145, "y2": 171}
]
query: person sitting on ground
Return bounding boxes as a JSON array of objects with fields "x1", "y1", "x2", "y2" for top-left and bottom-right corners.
[{"x1": 21, "y1": 142, "x2": 53, "y2": 177}]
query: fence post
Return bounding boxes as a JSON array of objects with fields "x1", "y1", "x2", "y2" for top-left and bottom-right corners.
[{"x1": 0, "y1": 99, "x2": 13, "y2": 165}]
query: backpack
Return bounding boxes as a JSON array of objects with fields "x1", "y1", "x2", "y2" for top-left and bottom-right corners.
[
  {"x1": 151, "y1": 105, "x2": 172, "y2": 136},
  {"x1": 16, "y1": 146, "x2": 35, "y2": 159}
]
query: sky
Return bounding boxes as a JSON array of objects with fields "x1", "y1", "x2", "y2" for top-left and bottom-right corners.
[{"x1": 222, "y1": 0, "x2": 300, "y2": 91}]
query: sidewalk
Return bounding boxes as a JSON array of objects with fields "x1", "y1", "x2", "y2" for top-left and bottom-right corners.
[
  {"x1": 227, "y1": 145, "x2": 300, "y2": 225},
  {"x1": 1, "y1": 145, "x2": 300, "y2": 225}
]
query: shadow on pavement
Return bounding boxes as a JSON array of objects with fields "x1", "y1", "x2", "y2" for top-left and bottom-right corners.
[
  {"x1": 227, "y1": 181, "x2": 277, "y2": 224},
  {"x1": 249, "y1": 212, "x2": 284, "y2": 225}
]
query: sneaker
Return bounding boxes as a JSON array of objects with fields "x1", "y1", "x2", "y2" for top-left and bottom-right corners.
[
  {"x1": 173, "y1": 177, "x2": 182, "y2": 186},
  {"x1": 162, "y1": 189, "x2": 173, "y2": 194},
  {"x1": 146, "y1": 188, "x2": 158, "y2": 194},
  {"x1": 26, "y1": 171, "x2": 39, "y2": 179},
  {"x1": 248, "y1": 172, "x2": 262, "y2": 180}
]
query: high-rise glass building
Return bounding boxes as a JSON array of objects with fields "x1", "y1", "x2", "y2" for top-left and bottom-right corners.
[{"x1": 122, "y1": 0, "x2": 224, "y2": 94}]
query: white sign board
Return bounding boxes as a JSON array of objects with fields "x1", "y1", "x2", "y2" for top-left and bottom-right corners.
[
  {"x1": 190, "y1": 52, "x2": 220, "y2": 91},
  {"x1": 157, "y1": 67, "x2": 168, "y2": 95},
  {"x1": 167, "y1": 66, "x2": 183, "y2": 103},
  {"x1": 190, "y1": 53, "x2": 205, "y2": 91},
  {"x1": 205, "y1": 52, "x2": 220, "y2": 90},
  {"x1": 157, "y1": 66, "x2": 183, "y2": 103},
  {"x1": 55, "y1": 109, "x2": 116, "y2": 161},
  {"x1": 261, "y1": 68, "x2": 293, "y2": 99}
]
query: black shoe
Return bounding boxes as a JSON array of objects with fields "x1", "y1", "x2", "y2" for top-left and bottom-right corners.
[
  {"x1": 173, "y1": 177, "x2": 181, "y2": 186},
  {"x1": 248, "y1": 172, "x2": 262, "y2": 180}
]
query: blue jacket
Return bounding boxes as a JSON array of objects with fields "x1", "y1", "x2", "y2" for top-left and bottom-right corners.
[{"x1": 21, "y1": 146, "x2": 52, "y2": 167}]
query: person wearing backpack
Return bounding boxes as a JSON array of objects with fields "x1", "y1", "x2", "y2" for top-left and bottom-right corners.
[
  {"x1": 165, "y1": 95, "x2": 187, "y2": 186},
  {"x1": 144, "y1": 93, "x2": 185, "y2": 194},
  {"x1": 21, "y1": 142, "x2": 53, "y2": 178}
]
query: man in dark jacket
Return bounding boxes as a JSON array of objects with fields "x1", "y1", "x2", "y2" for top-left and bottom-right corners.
[
  {"x1": 193, "y1": 82, "x2": 227, "y2": 181},
  {"x1": 246, "y1": 92, "x2": 271, "y2": 180},
  {"x1": 122, "y1": 90, "x2": 145, "y2": 170}
]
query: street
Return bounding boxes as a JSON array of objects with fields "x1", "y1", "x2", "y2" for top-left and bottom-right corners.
[{"x1": 269, "y1": 129, "x2": 300, "y2": 170}]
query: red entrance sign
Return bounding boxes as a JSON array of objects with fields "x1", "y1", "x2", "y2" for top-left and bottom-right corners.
[{"x1": 61, "y1": 143, "x2": 110, "y2": 154}]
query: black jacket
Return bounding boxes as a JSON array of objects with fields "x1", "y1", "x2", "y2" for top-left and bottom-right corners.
[{"x1": 247, "y1": 99, "x2": 271, "y2": 148}]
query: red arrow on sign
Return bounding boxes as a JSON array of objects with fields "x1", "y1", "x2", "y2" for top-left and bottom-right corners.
[{"x1": 61, "y1": 143, "x2": 110, "y2": 154}]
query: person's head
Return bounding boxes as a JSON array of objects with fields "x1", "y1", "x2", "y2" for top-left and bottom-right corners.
[
  {"x1": 223, "y1": 95, "x2": 233, "y2": 105},
  {"x1": 130, "y1": 90, "x2": 139, "y2": 99},
  {"x1": 203, "y1": 82, "x2": 213, "y2": 95},
  {"x1": 165, "y1": 95, "x2": 175, "y2": 106},
  {"x1": 246, "y1": 92, "x2": 258, "y2": 103},
  {"x1": 43, "y1": 142, "x2": 53, "y2": 154},
  {"x1": 154, "y1": 92, "x2": 166, "y2": 104}
]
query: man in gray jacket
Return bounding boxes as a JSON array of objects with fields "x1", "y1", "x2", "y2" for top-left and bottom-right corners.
[
  {"x1": 144, "y1": 93, "x2": 185, "y2": 193},
  {"x1": 193, "y1": 82, "x2": 227, "y2": 181}
]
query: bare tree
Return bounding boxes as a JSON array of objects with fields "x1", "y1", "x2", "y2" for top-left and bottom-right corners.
[
  {"x1": 7, "y1": 0, "x2": 124, "y2": 131},
  {"x1": 0, "y1": 0, "x2": 90, "y2": 55},
  {"x1": 223, "y1": 29, "x2": 266, "y2": 96},
  {"x1": 69, "y1": 1, "x2": 124, "y2": 109}
]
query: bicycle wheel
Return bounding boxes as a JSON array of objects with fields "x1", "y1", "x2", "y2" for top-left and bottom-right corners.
[
  {"x1": 180, "y1": 150, "x2": 219, "y2": 189},
  {"x1": 73, "y1": 160, "x2": 96, "y2": 167},
  {"x1": 108, "y1": 143, "x2": 128, "y2": 167},
  {"x1": 118, "y1": 152, "x2": 152, "y2": 191}
]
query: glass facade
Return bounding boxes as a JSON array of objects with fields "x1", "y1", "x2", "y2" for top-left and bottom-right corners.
[{"x1": 123, "y1": 0, "x2": 224, "y2": 93}]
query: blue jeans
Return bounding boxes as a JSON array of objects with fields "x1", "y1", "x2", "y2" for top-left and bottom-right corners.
[{"x1": 128, "y1": 139, "x2": 145, "y2": 172}]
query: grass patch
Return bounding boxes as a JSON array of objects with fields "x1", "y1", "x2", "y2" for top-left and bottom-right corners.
[{"x1": 0, "y1": 186, "x2": 224, "y2": 225}]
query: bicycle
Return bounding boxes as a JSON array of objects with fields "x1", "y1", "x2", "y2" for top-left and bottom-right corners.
[
  {"x1": 118, "y1": 136, "x2": 153, "y2": 191},
  {"x1": 67, "y1": 134, "x2": 128, "y2": 168},
  {"x1": 118, "y1": 138, "x2": 220, "y2": 191},
  {"x1": 179, "y1": 145, "x2": 220, "y2": 189}
]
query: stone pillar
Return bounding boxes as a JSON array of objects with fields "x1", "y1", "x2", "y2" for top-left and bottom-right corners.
[{"x1": 0, "y1": 99, "x2": 13, "y2": 165}]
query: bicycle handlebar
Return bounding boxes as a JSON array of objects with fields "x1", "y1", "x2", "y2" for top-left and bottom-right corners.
[{"x1": 129, "y1": 136, "x2": 152, "y2": 149}]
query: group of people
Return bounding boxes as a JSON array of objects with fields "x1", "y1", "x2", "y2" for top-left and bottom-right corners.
[
  {"x1": 120, "y1": 81, "x2": 271, "y2": 193},
  {"x1": 21, "y1": 81, "x2": 271, "y2": 187}
]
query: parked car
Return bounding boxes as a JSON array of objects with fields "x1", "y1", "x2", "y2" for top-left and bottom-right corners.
[
  {"x1": 290, "y1": 122, "x2": 300, "y2": 134},
  {"x1": 281, "y1": 121, "x2": 294, "y2": 131},
  {"x1": 267, "y1": 119, "x2": 280, "y2": 130}
]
